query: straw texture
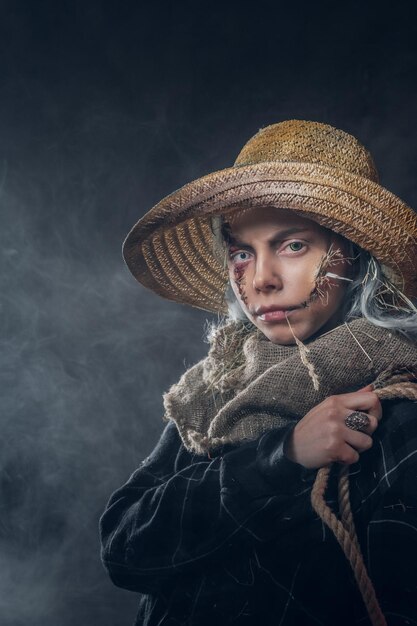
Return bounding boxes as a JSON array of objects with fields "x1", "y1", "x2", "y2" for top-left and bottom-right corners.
[{"x1": 123, "y1": 120, "x2": 417, "y2": 311}]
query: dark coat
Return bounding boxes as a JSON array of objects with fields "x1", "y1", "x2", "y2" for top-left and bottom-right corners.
[{"x1": 100, "y1": 398, "x2": 417, "y2": 625}]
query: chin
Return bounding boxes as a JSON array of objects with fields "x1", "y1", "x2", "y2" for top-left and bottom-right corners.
[
  {"x1": 269, "y1": 336, "x2": 297, "y2": 346},
  {"x1": 260, "y1": 318, "x2": 339, "y2": 345},
  {"x1": 258, "y1": 319, "x2": 323, "y2": 345},
  {"x1": 259, "y1": 327, "x2": 303, "y2": 345}
]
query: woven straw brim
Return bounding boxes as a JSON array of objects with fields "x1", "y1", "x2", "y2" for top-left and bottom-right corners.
[{"x1": 123, "y1": 161, "x2": 417, "y2": 313}]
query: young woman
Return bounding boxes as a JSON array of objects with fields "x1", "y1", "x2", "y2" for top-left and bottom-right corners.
[{"x1": 100, "y1": 121, "x2": 417, "y2": 625}]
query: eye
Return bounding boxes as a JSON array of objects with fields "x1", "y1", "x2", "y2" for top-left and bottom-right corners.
[
  {"x1": 229, "y1": 250, "x2": 252, "y2": 264},
  {"x1": 286, "y1": 241, "x2": 305, "y2": 252}
]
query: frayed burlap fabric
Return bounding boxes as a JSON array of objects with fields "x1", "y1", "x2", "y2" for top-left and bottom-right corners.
[
  {"x1": 163, "y1": 318, "x2": 417, "y2": 453},
  {"x1": 124, "y1": 120, "x2": 417, "y2": 312}
]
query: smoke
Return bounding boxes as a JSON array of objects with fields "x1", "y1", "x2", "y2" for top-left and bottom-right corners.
[
  {"x1": 0, "y1": 173, "x2": 212, "y2": 625},
  {"x1": 0, "y1": 1, "x2": 416, "y2": 624}
]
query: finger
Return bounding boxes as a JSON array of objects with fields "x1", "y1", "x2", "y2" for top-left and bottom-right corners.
[
  {"x1": 337, "y1": 444, "x2": 360, "y2": 466},
  {"x1": 344, "y1": 429, "x2": 374, "y2": 453},
  {"x1": 336, "y1": 391, "x2": 382, "y2": 421}
]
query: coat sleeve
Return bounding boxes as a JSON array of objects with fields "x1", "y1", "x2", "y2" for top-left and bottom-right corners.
[{"x1": 99, "y1": 419, "x2": 318, "y2": 593}]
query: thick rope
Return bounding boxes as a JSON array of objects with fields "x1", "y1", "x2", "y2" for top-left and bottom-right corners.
[
  {"x1": 311, "y1": 381, "x2": 417, "y2": 626},
  {"x1": 311, "y1": 466, "x2": 387, "y2": 625}
]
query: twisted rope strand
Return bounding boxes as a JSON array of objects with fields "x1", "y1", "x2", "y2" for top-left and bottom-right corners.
[
  {"x1": 338, "y1": 465, "x2": 361, "y2": 548},
  {"x1": 311, "y1": 467, "x2": 387, "y2": 626},
  {"x1": 376, "y1": 381, "x2": 417, "y2": 401},
  {"x1": 311, "y1": 381, "x2": 417, "y2": 626}
]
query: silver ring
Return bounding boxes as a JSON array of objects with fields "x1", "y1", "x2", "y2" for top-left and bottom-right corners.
[{"x1": 345, "y1": 411, "x2": 370, "y2": 432}]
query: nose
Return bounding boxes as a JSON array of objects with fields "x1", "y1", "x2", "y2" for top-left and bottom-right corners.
[{"x1": 252, "y1": 252, "x2": 283, "y2": 292}]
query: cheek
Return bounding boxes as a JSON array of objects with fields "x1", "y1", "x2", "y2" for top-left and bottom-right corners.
[
  {"x1": 229, "y1": 266, "x2": 247, "y2": 305},
  {"x1": 313, "y1": 280, "x2": 347, "y2": 324},
  {"x1": 229, "y1": 263, "x2": 255, "y2": 309},
  {"x1": 281, "y1": 257, "x2": 322, "y2": 306},
  {"x1": 295, "y1": 264, "x2": 318, "y2": 292},
  {"x1": 283, "y1": 252, "x2": 322, "y2": 286},
  {"x1": 303, "y1": 244, "x2": 351, "y2": 306},
  {"x1": 234, "y1": 266, "x2": 248, "y2": 305}
]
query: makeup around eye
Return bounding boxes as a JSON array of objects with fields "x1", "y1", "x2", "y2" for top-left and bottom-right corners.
[
  {"x1": 229, "y1": 250, "x2": 253, "y2": 264},
  {"x1": 228, "y1": 240, "x2": 308, "y2": 264},
  {"x1": 286, "y1": 241, "x2": 305, "y2": 252}
]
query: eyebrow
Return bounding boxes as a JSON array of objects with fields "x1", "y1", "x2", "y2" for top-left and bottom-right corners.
[{"x1": 225, "y1": 227, "x2": 312, "y2": 249}]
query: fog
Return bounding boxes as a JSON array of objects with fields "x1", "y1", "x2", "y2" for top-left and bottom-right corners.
[
  {"x1": 0, "y1": 1, "x2": 416, "y2": 624},
  {"x1": 1, "y1": 172, "x2": 215, "y2": 625}
]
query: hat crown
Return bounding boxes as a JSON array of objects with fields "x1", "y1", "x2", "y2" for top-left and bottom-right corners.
[{"x1": 234, "y1": 120, "x2": 379, "y2": 183}]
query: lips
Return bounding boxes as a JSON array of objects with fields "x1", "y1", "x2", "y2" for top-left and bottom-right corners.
[{"x1": 254, "y1": 305, "x2": 300, "y2": 323}]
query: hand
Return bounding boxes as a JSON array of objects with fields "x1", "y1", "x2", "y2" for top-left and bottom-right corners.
[{"x1": 284, "y1": 388, "x2": 382, "y2": 469}]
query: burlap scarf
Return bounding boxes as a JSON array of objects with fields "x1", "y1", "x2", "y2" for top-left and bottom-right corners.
[{"x1": 163, "y1": 318, "x2": 417, "y2": 454}]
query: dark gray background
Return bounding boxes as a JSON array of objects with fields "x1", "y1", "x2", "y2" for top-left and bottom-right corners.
[{"x1": 1, "y1": 1, "x2": 416, "y2": 624}]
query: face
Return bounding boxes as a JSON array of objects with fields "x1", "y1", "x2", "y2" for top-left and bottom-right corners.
[{"x1": 224, "y1": 207, "x2": 352, "y2": 345}]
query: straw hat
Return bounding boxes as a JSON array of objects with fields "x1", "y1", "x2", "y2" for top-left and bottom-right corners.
[{"x1": 123, "y1": 120, "x2": 417, "y2": 312}]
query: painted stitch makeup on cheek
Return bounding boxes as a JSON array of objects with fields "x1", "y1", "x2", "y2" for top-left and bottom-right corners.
[
  {"x1": 234, "y1": 267, "x2": 248, "y2": 306},
  {"x1": 232, "y1": 257, "x2": 249, "y2": 306},
  {"x1": 299, "y1": 244, "x2": 353, "y2": 309}
]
